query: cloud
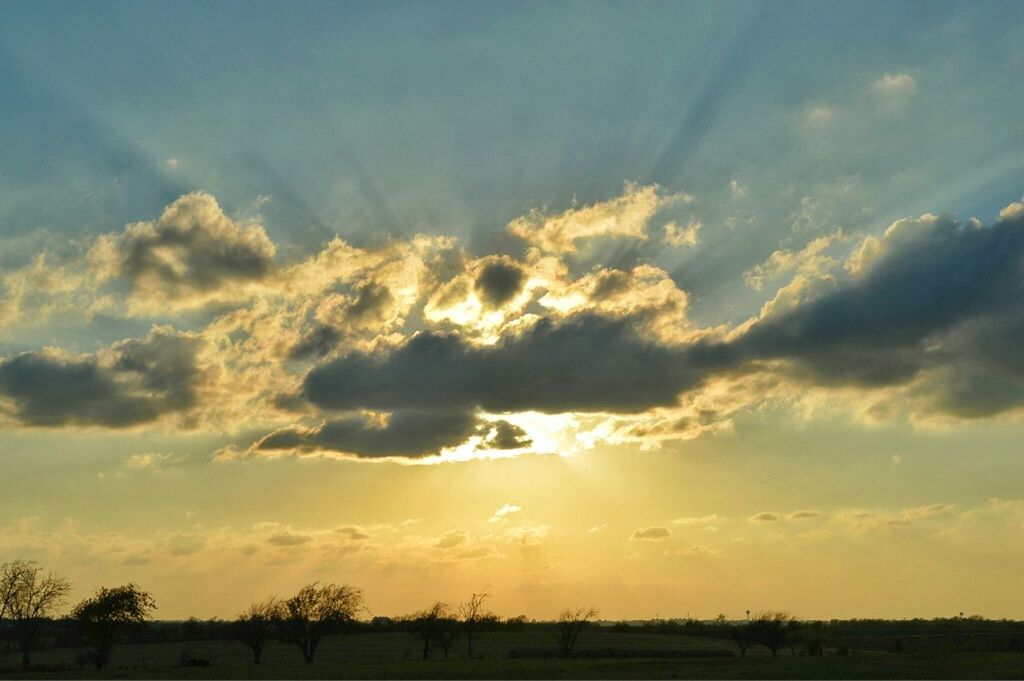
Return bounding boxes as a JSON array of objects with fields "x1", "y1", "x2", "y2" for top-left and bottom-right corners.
[
  {"x1": 435, "y1": 529, "x2": 468, "y2": 549},
  {"x1": 474, "y1": 257, "x2": 526, "y2": 308},
  {"x1": 288, "y1": 324, "x2": 343, "y2": 360},
  {"x1": 729, "y1": 208, "x2": 1024, "y2": 417},
  {"x1": 122, "y1": 451, "x2": 188, "y2": 472},
  {"x1": 667, "y1": 544, "x2": 718, "y2": 556},
  {"x1": 630, "y1": 526, "x2": 672, "y2": 540},
  {"x1": 804, "y1": 104, "x2": 835, "y2": 127},
  {"x1": 457, "y1": 546, "x2": 493, "y2": 560},
  {"x1": 7, "y1": 185, "x2": 1024, "y2": 452},
  {"x1": 267, "y1": 532, "x2": 313, "y2": 546},
  {"x1": 482, "y1": 420, "x2": 533, "y2": 450},
  {"x1": 302, "y1": 313, "x2": 702, "y2": 415},
  {"x1": 787, "y1": 510, "x2": 822, "y2": 520},
  {"x1": 253, "y1": 409, "x2": 479, "y2": 459},
  {"x1": 832, "y1": 503, "x2": 957, "y2": 531},
  {"x1": 663, "y1": 219, "x2": 702, "y2": 247},
  {"x1": 91, "y1": 192, "x2": 275, "y2": 309},
  {"x1": 872, "y1": 73, "x2": 916, "y2": 96},
  {"x1": 507, "y1": 183, "x2": 683, "y2": 253},
  {"x1": 0, "y1": 326, "x2": 202, "y2": 428},
  {"x1": 489, "y1": 504, "x2": 522, "y2": 523},
  {"x1": 504, "y1": 524, "x2": 549, "y2": 546},
  {"x1": 297, "y1": 201, "x2": 1024, "y2": 433},
  {"x1": 672, "y1": 514, "x2": 721, "y2": 526},
  {"x1": 743, "y1": 230, "x2": 843, "y2": 292},
  {"x1": 334, "y1": 525, "x2": 370, "y2": 541},
  {"x1": 751, "y1": 512, "x2": 780, "y2": 522},
  {"x1": 166, "y1": 534, "x2": 205, "y2": 556}
]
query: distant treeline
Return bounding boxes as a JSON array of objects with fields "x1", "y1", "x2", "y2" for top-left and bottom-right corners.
[
  {"x1": 4, "y1": 558, "x2": 1024, "y2": 673},
  {"x1": 609, "y1": 617, "x2": 1024, "y2": 655},
  {"x1": 0, "y1": 613, "x2": 532, "y2": 648}
]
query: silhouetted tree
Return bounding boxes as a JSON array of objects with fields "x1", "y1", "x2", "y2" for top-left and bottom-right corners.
[
  {"x1": 235, "y1": 597, "x2": 279, "y2": 665},
  {"x1": 709, "y1": 614, "x2": 753, "y2": 657},
  {"x1": 751, "y1": 611, "x2": 798, "y2": 657},
  {"x1": 71, "y1": 584, "x2": 155, "y2": 669},
  {"x1": 504, "y1": 614, "x2": 528, "y2": 630},
  {"x1": 408, "y1": 602, "x2": 455, "y2": 660},
  {"x1": 0, "y1": 560, "x2": 71, "y2": 670},
  {"x1": 458, "y1": 592, "x2": 493, "y2": 659},
  {"x1": 434, "y1": 610, "x2": 460, "y2": 660},
  {"x1": 0, "y1": 561, "x2": 21, "y2": 619},
  {"x1": 279, "y1": 582, "x2": 363, "y2": 663},
  {"x1": 552, "y1": 606, "x2": 598, "y2": 658},
  {"x1": 733, "y1": 623, "x2": 755, "y2": 656}
]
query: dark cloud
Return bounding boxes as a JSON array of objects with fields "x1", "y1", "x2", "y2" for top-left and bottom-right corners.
[
  {"x1": 303, "y1": 314, "x2": 702, "y2": 414},
  {"x1": 0, "y1": 327, "x2": 201, "y2": 427},
  {"x1": 113, "y1": 330, "x2": 200, "y2": 410},
  {"x1": 254, "y1": 409, "x2": 478, "y2": 458},
  {"x1": 474, "y1": 258, "x2": 525, "y2": 308},
  {"x1": 267, "y1": 532, "x2": 312, "y2": 546},
  {"x1": 482, "y1": 420, "x2": 533, "y2": 449},
  {"x1": 296, "y1": 207, "x2": 1024, "y2": 423},
  {"x1": 334, "y1": 526, "x2": 369, "y2": 541},
  {"x1": 288, "y1": 325, "x2": 342, "y2": 360},
  {"x1": 589, "y1": 269, "x2": 631, "y2": 301},
  {"x1": 346, "y1": 281, "x2": 393, "y2": 322},
  {"x1": 288, "y1": 282, "x2": 394, "y2": 360},
  {"x1": 728, "y1": 210, "x2": 1024, "y2": 416},
  {"x1": 0, "y1": 352, "x2": 160, "y2": 427},
  {"x1": 630, "y1": 526, "x2": 672, "y2": 540},
  {"x1": 113, "y1": 192, "x2": 275, "y2": 297}
]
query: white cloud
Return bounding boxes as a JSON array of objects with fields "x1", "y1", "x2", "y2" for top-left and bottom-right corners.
[
  {"x1": 488, "y1": 503, "x2": 523, "y2": 523},
  {"x1": 663, "y1": 219, "x2": 701, "y2": 247},
  {"x1": 507, "y1": 183, "x2": 688, "y2": 253},
  {"x1": 872, "y1": 73, "x2": 916, "y2": 96},
  {"x1": 804, "y1": 104, "x2": 835, "y2": 127}
]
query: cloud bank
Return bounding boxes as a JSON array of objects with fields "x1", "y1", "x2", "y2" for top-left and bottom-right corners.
[{"x1": 3, "y1": 185, "x2": 1024, "y2": 459}]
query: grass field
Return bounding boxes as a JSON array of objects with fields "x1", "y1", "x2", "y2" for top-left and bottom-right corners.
[{"x1": 2, "y1": 630, "x2": 1024, "y2": 679}]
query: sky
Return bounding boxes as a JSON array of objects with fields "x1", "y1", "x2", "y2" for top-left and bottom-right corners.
[{"x1": 2, "y1": 0, "x2": 1024, "y2": 621}]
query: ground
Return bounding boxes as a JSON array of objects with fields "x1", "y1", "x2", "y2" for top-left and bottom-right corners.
[{"x1": 2, "y1": 630, "x2": 1023, "y2": 679}]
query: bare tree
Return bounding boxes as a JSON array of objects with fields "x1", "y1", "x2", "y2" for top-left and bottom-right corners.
[
  {"x1": 0, "y1": 561, "x2": 20, "y2": 619},
  {"x1": 279, "y1": 582, "x2": 363, "y2": 663},
  {"x1": 408, "y1": 601, "x2": 459, "y2": 660},
  {"x1": 71, "y1": 584, "x2": 156, "y2": 669},
  {"x1": 751, "y1": 611, "x2": 798, "y2": 657},
  {"x1": 552, "y1": 606, "x2": 598, "y2": 658},
  {"x1": 235, "y1": 597, "x2": 279, "y2": 665},
  {"x1": 1, "y1": 560, "x2": 71, "y2": 670},
  {"x1": 458, "y1": 591, "x2": 493, "y2": 659}
]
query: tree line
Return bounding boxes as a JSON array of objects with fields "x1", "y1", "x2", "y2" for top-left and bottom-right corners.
[
  {"x1": 16, "y1": 558, "x2": 1008, "y2": 670},
  {"x1": 2, "y1": 560, "x2": 610, "y2": 669}
]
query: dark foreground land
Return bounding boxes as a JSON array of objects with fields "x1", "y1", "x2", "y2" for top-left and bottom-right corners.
[{"x1": 3, "y1": 624, "x2": 1024, "y2": 679}]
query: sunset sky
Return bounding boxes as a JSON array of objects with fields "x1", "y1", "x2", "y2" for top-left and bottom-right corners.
[{"x1": 3, "y1": 0, "x2": 1024, "y2": 621}]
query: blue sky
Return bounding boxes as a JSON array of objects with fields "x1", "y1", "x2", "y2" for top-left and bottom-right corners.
[{"x1": 3, "y1": 0, "x2": 1023, "y2": 336}]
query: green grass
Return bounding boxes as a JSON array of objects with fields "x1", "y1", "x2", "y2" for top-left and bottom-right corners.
[{"x1": 2, "y1": 631, "x2": 1023, "y2": 679}]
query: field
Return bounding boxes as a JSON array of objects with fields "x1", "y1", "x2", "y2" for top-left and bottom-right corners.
[{"x1": 3, "y1": 628, "x2": 1024, "y2": 679}]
